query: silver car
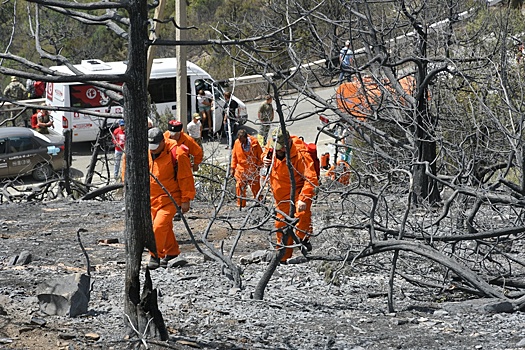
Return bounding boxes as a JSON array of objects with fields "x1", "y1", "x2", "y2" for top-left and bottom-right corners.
[{"x1": 0, "y1": 127, "x2": 65, "y2": 181}]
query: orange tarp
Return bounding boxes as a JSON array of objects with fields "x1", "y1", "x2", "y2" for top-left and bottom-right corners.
[{"x1": 336, "y1": 76, "x2": 415, "y2": 120}]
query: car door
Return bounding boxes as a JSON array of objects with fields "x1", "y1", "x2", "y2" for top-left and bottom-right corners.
[
  {"x1": 7, "y1": 136, "x2": 42, "y2": 177},
  {"x1": 210, "y1": 82, "x2": 225, "y2": 133},
  {"x1": 0, "y1": 138, "x2": 7, "y2": 178}
]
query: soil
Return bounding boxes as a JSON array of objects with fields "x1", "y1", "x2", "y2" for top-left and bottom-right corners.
[{"x1": 1, "y1": 199, "x2": 525, "y2": 350}]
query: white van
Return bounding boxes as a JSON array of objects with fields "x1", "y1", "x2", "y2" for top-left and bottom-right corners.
[{"x1": 45, "y1": 58, "x2": 248, "y2": 142}]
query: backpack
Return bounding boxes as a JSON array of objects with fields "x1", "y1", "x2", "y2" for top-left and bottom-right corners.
[
  {"x1": 31, "y1": 113, "x2": 38, "y2": 129},
  {"x1": 299, "y1": 137, "x2": 320, "y2": 179},
  {"x1": 170, "y1": 144, "x2": 190, "y2": 179},
  {"x1": 34, "y1": 81, "x2": 45, "y2": 98}
]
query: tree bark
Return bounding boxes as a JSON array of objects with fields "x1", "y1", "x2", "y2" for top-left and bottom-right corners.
[{"x1": 123, "y1": 0, "x2": 159, "y2": 338}]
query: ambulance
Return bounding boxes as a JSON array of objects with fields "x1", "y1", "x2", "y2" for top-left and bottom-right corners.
[{"x1": 45, "y1": 58, "x2": 248, "y2": 142}]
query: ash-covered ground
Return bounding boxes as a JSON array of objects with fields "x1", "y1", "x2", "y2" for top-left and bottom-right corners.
[{"x1": 1, "y1": 200, "x2": 525, "y2": 350}]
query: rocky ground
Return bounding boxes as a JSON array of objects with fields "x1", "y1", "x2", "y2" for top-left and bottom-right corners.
[{"x1": 1, "y1": 199, "x2": 525, "y2": 350}]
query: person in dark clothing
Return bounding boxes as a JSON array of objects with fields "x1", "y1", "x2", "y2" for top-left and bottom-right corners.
[{"x1": 223, "y1": 91, "x2": 239, "y2": 149}]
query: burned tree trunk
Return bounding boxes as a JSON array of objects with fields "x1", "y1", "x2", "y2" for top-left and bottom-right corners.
[{"x1": 123, "y1": 0, "x2": 161, "y2": 339}]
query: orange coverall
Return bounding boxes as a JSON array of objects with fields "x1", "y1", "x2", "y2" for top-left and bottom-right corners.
[
  {"x1": 262, "y1": 136, "x2": 319, "y2": 261},
  {"x1": 149, "y1": 138, "x2": 195, "y2": 258},
  {"x1": 231, "y1": 135, "x2": 263, "y2": 207},
  {"x1": 164, "y1": 130, "x2": 203, "y2": 168}
]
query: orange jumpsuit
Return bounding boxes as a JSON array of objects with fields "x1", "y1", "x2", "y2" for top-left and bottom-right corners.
[
  {"x1": 231, "y1": 135, "x2": 263, "y2": 207},
  {"x1": 149, "y1": 138, "x2": 195, "y2": 258},
  {"x1": 262, "y1": 136, "x2": 318, "y2": 261},
  {"x1": 164, "y1": 130, "x2": 203, "y2": 168}
]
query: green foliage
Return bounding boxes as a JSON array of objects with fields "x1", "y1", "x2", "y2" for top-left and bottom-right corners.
[
  {"x1": 156, "y1": 107, "x2": 173, "y2": 132},
  {"x1": 194, "y1": 162, "x2": 236, "y2": 203}
]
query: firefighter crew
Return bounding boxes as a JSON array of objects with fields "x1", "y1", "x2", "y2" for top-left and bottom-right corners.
[
  {"x1": 230, "y1": 129, "x2": 264, "y2": 209},
  {"x1": 261, "y1": 128, "x2": 318, "y2": 262},
  {"x1": 164, "y1": 120, "x2": 203, "y2": 172},
  {"x1": 147, "y1": 127, "x2": 195, "y2": 270}
]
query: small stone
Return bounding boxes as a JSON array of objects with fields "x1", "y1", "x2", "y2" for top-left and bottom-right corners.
[
  {"x1": 0, "y1": 338, "x2": 13, "y2": 344},
  {"x1": 85, "y1": 332, "x2": 100, "y2": 341},
  {"x1": 516, "y1": 338, "x2": 525, "y2": 347},
  {"x1": 169, "y1": 258, "x2": 188, "y2": 268},
  {"x1": 433, "y1": 309, "x2": 449, "y2": 317},
  {"x1": 97, "y1": 238, "x2": 119, "y2": 244},
  {"x1": 229, "y1": 288, "x2": 241, "y2": 295},
  {"x1": 30, "y1": 317, "x2": 46, "y2": 326},
  {"x1": 239, "y1": 250, "x2": 271, "y2": 265},
  {"x1": 16, "y1": 250, "x2": 32, "y2": 265},
  {"x1": 7, "y1": 255, "x2": 17, "y2": 266},
  {"x1": 59, "y1": 333, "x2": 76, "y2": 340},
  {"x1": 19, "y1": 327, "x2": 34, "y2": 334}
]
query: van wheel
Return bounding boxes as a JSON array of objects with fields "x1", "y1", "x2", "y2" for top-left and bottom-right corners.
[{"x1": 32, "y1": 163, "x2": 54, "y2": 181}]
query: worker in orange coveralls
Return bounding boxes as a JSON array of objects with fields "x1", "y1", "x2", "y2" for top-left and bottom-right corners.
[
  {"x1": 164, "y1": 120, "x2": 203, "y2": 172},
  {"x1": 261, "y1": 128, "x2": 318, "y2": 263},
  {"x1": 147, "y1": 127, "x2": 195, "y2": 270},
  {"x1": 230, "y1": 129, "x2": 263, "y2": 209}
]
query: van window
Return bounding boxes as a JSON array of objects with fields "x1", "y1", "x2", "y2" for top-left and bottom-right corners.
[
  {"x1": 149, "y1": 78, "x2": 176, "y2": 103},
  {"x1": 0, "y1": 139, "x2": 6, "y2": 155}
]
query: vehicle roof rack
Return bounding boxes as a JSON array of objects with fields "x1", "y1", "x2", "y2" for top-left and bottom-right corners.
[{"x1": 80, "y1": 59, "x2": 112, "y2": 71}]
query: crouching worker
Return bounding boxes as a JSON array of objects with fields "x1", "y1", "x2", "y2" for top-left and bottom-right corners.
[
  {"x1": 261, "y1": 128, "x2": 318, "y2": 263},
  {"x1": 147, "y1": 128, "x2": 195, "y2": 270}
]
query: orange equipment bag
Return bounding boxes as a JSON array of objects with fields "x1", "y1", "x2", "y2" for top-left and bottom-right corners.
[{"x1": 320, "y1": 152, "x2": 330, "y2": 170}]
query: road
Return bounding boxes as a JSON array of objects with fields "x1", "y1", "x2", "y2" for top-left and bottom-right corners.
[
  {"x1": 70, "y1": 85, "x2": 340, "y2": 181},
  {"x1": 245, "y1": 86, "x2": 338, "y2": 150}
]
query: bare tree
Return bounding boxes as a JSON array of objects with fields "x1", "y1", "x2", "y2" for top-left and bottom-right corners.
[
  {"x1": 4, "y1": 1, "x2": 525, "y2": 345},
  {"x1": 211, "y1": 0, "x2": 525, "y2": 311}
]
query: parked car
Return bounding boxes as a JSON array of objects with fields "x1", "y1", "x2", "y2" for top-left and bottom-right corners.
[{"x1": 0, "y1": 127, "x2": 65, "y2": 181}]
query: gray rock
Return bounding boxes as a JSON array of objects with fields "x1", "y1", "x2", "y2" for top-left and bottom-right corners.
[
  {"x1": 7, "y1": 255, "x2": 17, "y2": 266},
  {"x1": 16, "y1": 250, "x2": 32, "y2": 265},
  {"x1": 37, "y1": 273, "x2": 91, "y2": 317},
  {"x1": 483, "y1": 301, "x2": 514, "y2": 313},
  {"x1": 441, "y1": 298, "x2": 514, "y2": 314},
  {"x1": 239, "y1": 250, "x2": 272, "y2": 264},
  {"x1": 516, "y1": 338, "x2": 525, "y2": 347},
  {"x1": 30, "y1": 316, "x2": 46, "y2": 326},
  {"x1": 58, "y1": 333, "x2": 76, "y2": 340},
  {"x1": 433, "y1": 309, "x2": 449, "y2": 317}
]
